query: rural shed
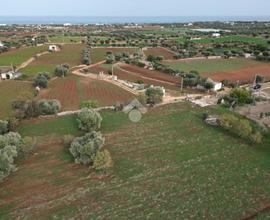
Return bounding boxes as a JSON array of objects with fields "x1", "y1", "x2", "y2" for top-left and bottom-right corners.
[{"x1": 207, "y1": 78, "x2": 222, "y2": 91}]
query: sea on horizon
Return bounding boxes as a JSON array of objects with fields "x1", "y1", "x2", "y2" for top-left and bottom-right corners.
[{"x1": 0, "y1": 16, "x2": 270, "y2": 25}]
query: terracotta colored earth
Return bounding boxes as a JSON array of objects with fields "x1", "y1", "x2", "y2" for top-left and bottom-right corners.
[
  {"x1": 39, "y1": 76, "x2": 134, "y2": 110},
  {"x1": 120, "y1": 64, "x2": 179, "y2": 85},
  {"x1": 202, "y1": 63, "x2": 270, "y2": 84},
  {"x1": 144, "y1": 47, "x2": 176, "y2": 60}
]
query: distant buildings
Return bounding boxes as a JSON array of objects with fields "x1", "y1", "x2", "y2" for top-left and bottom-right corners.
[{"x1": 212, "y1": 33, "x2": 221, "y2": 38}]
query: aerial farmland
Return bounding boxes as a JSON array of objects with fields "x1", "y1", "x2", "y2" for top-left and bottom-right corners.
[{"x1": 0, "y1": 15, "x2": 270, "y2": 220}]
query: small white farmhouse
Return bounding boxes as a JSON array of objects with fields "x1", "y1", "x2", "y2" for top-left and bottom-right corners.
[
  {"x1": 48, "y1": 45, "x2": 58, "y2": 52},
  {"x1": 212, "y1": 33, "x2": 221, "y2": 38},
  {"x1": 207, "y1": 78, "x2": 222, "y2": 91}
]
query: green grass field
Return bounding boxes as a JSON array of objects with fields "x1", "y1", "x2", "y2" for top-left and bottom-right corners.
[
  {"x1": 21, "y1": 44, "x2": 85, "y2": 78},
  {"x1": 0, "y1": 81, "x2": 34, "y2": 119},
  {"x1": 1, "y1": 102, "x2": 270, "y2": 219},
  {"x1": 49, "y1": 36, "x2": 86, "y2": 44},
  {"x1": 163, "y1": 58, "x2": 260, "y2": 73},
  {"x1": 192, "y1": 35, "x2": 268, "y2": 45},
  {"x1": 0, "y1": 45, "x2": 47, "y2": 66}
]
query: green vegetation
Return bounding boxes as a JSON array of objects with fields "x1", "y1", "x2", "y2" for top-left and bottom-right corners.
[
  {"x1": 192, "y1": 35, "x2": 268, "y2": 45},
  {"x1": 0, "y1": 81, "x2": 34, "y2": 119},
  {"x1": 163, "y1": 58, "x2": 258, "y2": 73},
  {"x1": 0, "y1": 45, "x2": 47, "y2": 66},
  {"x1": 3, "y1": 102, "x2": 270, "y2": 219},
  {"x1": 77, "y1": 108, "x2": 102, "y2": 132},
  {"x1": 49, "y1": 35, "x2": 86, "y2": 44},
  {"x1": 21, "y1": 44, "x2": 84, "y2": 78}
]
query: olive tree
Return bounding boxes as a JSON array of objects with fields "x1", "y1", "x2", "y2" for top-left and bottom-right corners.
[
  {"x1": 69, "y1": 131, "x2": 105, "y2": 165},
  {"x1": 0, "y1": 120, "x2": 9, "y2": 135},
  {"x1": 0, "y1": 132, "x2": 25, "y2": 181},
  {"x1": 77, "y1": 108, "x2": 102, "y2": 132}
]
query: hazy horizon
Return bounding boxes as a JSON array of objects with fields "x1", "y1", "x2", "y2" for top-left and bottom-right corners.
[{"x1": 1, "y1": 0, "x2": 270, "y2": 17}]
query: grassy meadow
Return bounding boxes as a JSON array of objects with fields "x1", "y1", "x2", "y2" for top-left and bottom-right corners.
[
  {"x1": 1, "y1": 102, "x2": 270, "y2": 219},
  {"x1": 0, "y1": 45, "x2": 47, "y2": 66},
  {"x1": 0, "y1": 81, "x2": 34, "y2": 119}
]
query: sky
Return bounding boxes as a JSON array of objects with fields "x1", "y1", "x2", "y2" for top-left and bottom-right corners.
[{"x1": 0, "y1": 0, "x2": 270, "y2": 17}]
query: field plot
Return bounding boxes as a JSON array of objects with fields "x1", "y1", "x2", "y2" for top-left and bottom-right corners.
[
  {"x1": 0, "y1": 81, "x2": 33, "y2": 119},
  {"x1": 143, "y1": 47, "x2": 176, "y2": 60},
  {"x1": 48, "y1": 35, "x2": 86, "y2": 44},
  {"x1": 0, "y1": 45, "x2": 47, "y2": 66},
  {"x1": 90, "y1": 47, "x2": 138, "y2": 64},
  {"x1": 87, "y1": 64, "x2": 180, "y2": 90},
  {"x1": 192, "y1": 35, "x2": 268, "y2": 45},
  {"x1": 119, "y1": 64, "x2": 180, "y2": 85},
  {"x1": 164, "y1": 58, "x2": 270, "y2": 83},
  {"x1": 22, "y1": 44, "x2": 85, "y2": 78},
  {"x1": 38, "y1": 75, "x2": 134, "y2": 110},
  {"x1": 1, "y1": 102, "x2": 270, "y2": 219},
  {"x1": 201, "y1": 62, "x2": 270, "y2": 83}
]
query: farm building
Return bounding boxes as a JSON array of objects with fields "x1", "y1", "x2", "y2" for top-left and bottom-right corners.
[
  {"x1": 212, "y1": 33, "x2": 221, "y2": 38},
  {"x1": 48, "y1": 45, "x2": 59, "y2": 52},
  {"x1": 207, "y1": 78, "x2": 222, "y2": 91},
  {"x1": 0, "y1": 71, "x2": 22, "y2": 80},
  {"x1": 0, "y1": 41, "x2": 4, "y2": 47}
]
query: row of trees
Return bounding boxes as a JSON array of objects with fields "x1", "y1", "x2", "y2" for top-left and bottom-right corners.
[
  {"x1": 69, "y1": 108, "x2": 112, "y2": 172},
  {"x1": 12, "y1": 99, "x2": 61, "y2": 120}
]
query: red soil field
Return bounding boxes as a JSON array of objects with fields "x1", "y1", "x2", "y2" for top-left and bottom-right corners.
[
  {"x1": 120, "y1": 64, "x2": 179, "y2": 85},
  {"x1": 202, "y1": 63, "x2": 270, "y2": 84},
  {"x1": 39, "y1": 76, "x2": 134, "y2": 111},
  {"x1": 144, "y1": 47, "x2": 176, "y2": 60}
]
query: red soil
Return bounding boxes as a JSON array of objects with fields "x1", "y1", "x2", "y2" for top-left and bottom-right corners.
[
  {"x1": 202, "y1": 63, "x2": 270, "y2": 84},
  {"x1": 144, "y1": 47, "x2": 176, "y2": 60},
  {"x1": 120, "y1": 64, "x2": 179, "y2": 85}
]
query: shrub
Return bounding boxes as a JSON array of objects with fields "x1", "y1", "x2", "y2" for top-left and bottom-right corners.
[
  {"x1": 0, "y1": 145, "x2": 18, "y2": 181},
  {"x1": 77, "y1": 108, "x2": 102, "y2": 132},
  {"x1": 12, "y1": 99, "x2": 61, "y2": 119},
  {"x1": 34, "y1": 73, "x2": 48, "y2": 88},
  {"x1": 219, "y1": 114, "x2": 263, "y2": 144},
  {"x1": 230, "y1": 88, "x2": 253, "y2": 105},
  {"x1": 0, "y1": 132, "x2": 25, "y2": 181},
  {"x1": 55, "y1": 64, "x2": 70, "y2": 77},
  {"x1": 0, "y1": 120, "x2": 9, "y2": 135},
  {"x1": 80, "y1": 100, "x2": 99, "y2": 109},
  {"x1": 69, "y1": 132, "x2": 105, "y2": 165},
  {"x1": 22, "y1": 136, "x2": 37, "y2": 154},
  {"x1": 93, "y1": 149, "x2": 113, "y2": 171},
  {"x1": 145, "y1": 87, "x2": 164, "y2": 105}
]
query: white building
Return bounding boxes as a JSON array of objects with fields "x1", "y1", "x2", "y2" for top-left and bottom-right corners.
[
  {"x1": 207, "y1": 78, "x2": 222, "y2": 91},
  {"x1": 48, "y1": 45, "x2": 58, "y2": 52},
  {"x1": 0, "y1": 72, "x2": 22, "y2": 80},
  {"x1": 0, "y1": 41, "x2": 4, "y2": 47},
  {"x1": 212, "y1": 33, "x2": 221, "y2": 38}
]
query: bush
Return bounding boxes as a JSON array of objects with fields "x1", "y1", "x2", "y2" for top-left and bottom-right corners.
[
  {"x1": 219, "y1": 114, "x2": 263, "y2": 144},
  {"x1": 55, "y1": 64, "x2": 70, "y2": 77},
  {"x1": 34, "y1": 73, "x2": 49, "y2": 88},
  {"x1": 80, "y1": 100, "x2": 99, "y2": 109},
  {"x1": 93, "y1": 149, "x2": 113, "y2": 171},
  {"x1": 12, "y1": 99, "x2": 61, "y2": 119},
  {"x1": 145, "y1": 87, "x2": 164, "y2": 105},
  {"x1": 230, "y1": 88, "x2": 253, "y2": 105},
  {"x1": 77, "y1": 108, "x2": 102, "y2": 132},
  {"x1": 0, "y1": 120, "x2": 9, "y2": 135},
  {"x1": 69, "y1": 132, "x2": 105, "y2": 165},
  {"x1": 22, "y1": 136, "x2": 37, "y2": 154},
  {"x1": 0, "y1": 132, "x2": 25, "y2": 181}
]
